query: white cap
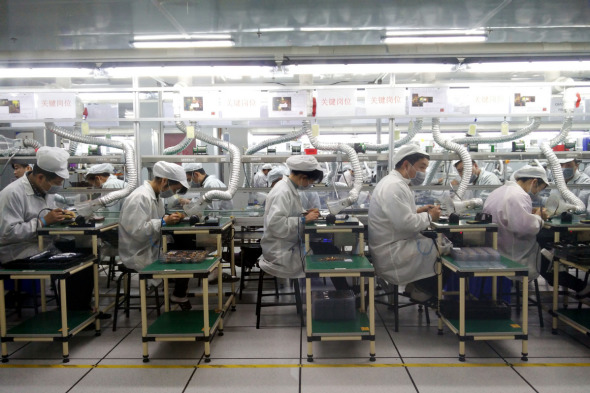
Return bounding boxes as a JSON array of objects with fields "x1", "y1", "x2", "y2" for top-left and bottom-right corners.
[
  {"x1": 267, "y1": 166, "x2": 290, "y2": 185},
  {"x1": 153, "y1": 161, "x2": 190, "y2": 189},
  {"x1": 86, "y1": 163, "x2": 115, "y2": 177},
  {"x1": 558, "y1": 158, "x2": 575, "y2": 164},
  {"x1": 262, "y1": 163, "x2": 273, "y2": 170},
  {"x1": 513, "y1": 165, "x2": 550, "y2": 184},
  {"x1": 391, "y1": 144, "x2": 429, "y2": 168},
  {"x1": 342, "y1": 164, "x2": 352, "y2": 171},
  {"x1": 286, "y1": 155, "x2": 324, "y2": 172},
  {"x1": 182, "y1": 162, "x2": 203, "y2": 172},
  {"x1": 36, "y1": 146, "x2": 69, "y2": 179}
]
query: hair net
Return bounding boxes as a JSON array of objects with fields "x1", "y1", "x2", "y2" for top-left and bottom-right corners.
[
  {"x1": 267, "y1": 166, "x2": 290, "y2": 185},
  {"x1": 286, "y1": 155, "x2": 323, "y2": 172},
  {"x1": 513, "y1": 165, "x2": 549, "y2": 184},
  {"x1": 36, "y1": 146, "x2": 69, "y2": 179},
  {"x1": 558, "y1": 158, "x2": 575, "y2": 164},
  {"x1": 153, "y1": 161, "x2": 190, "y2": 189},
  {"x1": 391, "y1": 144, "x2": 429, "y2": 168},
  {"x1": 86, "y1": 163, "x2": 115, "y2": 177},
  {"x1": 262, "y1": 163, "x2": 273, "y2": 170},
  {"x1": 182, "y1": 162, "x2": 203, "y2": 172}
]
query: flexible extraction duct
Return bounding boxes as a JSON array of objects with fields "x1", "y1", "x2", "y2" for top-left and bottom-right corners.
[
  {"x1": 539, "y1": 99, "x2": 584, "y2": 212},
  {"x1": 164, "y1": 118, "x2": 195, "y2": 155},
  {"x1": 243, "y1": 127, "x2": 307, "y2": 186},
  {"x1": 423, "y1": 160, "x2": 442, "y2": 186},
  {"x1": 302, "y1": 120, "x2": 363, "y2": 214},
  {"x1": 323, "y1": 161, "x2": 338, "y2": 187},
  {"x1": 68, "y1": 126, "x2": 81, "y2": 156},
  {"x1": 0, "y1": 136, "x2": 36, "y2": 156},
  {"x1": 22, "y1": 138, "x2": 42, "y2": 150},
  {"x1": 45, "y1": 123, "x2": 138, "y2": 217},
  {"x1": 181, "y1": 124, "x2": 241, "y2": 217},
  {"x1": 342, "y1": 119, "x2": 423, "y2": 152},
  {"x1": 450, "y1": 117, "x2": 541, "y2": 145}
]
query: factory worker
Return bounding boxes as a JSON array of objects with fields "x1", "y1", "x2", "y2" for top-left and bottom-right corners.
[
  {"x1": 253, "y1": 163, "x2": 273, "y2": 188},
  {"x1": 368, "y1": 144, "x2": 442, "y2": 303},
  {"x1": 543, "y1": 158, "x2": 590, "y2": 215},
  {"x1": 452, "y1": 159, "x2": 501, "y2": 201},
  {"x1": 85, "y1": 163, "x2": 125, "y2": 211},
  {"x1": 0, "y1": 147, "x2": 94, "y2": 310},
  {"x1": 482, "y1": 165, "x2": 549, "y2": 279},
  {"x1": 267, "y1": 165, "x2": 290, "y2": 188},
  {"x1": 118, "y1": 161, "x2": 189, "y2": 272},
  {"x1": 259, "y1": 155, "x2": 323, "y2": 278},
  {"x1": 338, "y1": 164, "x2": 354, "y2": 186},
  {"x1": 12, "y1": 162, "x2": 33, "y2": 179},
  {"x1": 185, "y1": 163, "x2": 234, "y2": 210}
]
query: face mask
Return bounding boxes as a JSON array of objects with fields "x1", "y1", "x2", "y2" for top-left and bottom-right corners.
[
  {"x1": 46, "y1": 185, "x2": 62, "y2": 194},
  {"x1": 406, "y1": 164, "x2": 426, "y2": 186},
  {"x1": 161, "y1": 187, "x2": 175, "y2": 198},
  {"x1": 562, "y1": 167, "x2": 575, "y2": 180},
  {"x1": 191, "y1": 181, "x2": 199, "y2": 188},
  {"x1": 469, "y1": 174, "x2": 478, "y2": 184},
  {"x1": 299, "y1": 184, "x2": 312, "y2": 190},
  {"x1": 527, "y1": 182, "x2": 539, "y2": 199}
]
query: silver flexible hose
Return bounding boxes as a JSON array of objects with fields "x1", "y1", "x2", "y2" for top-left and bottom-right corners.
[
  {"x1": 303, "y1": 120, "x2": 362, "y2": 207},
  {"x1": 174, "y1": 122, "x2": 240, "y2": 205},
  {"x1": 243, "y1": 127, "x2": 307, "y2": 186},
  {"x1": 0, "y1": 147, "x2": 36, "y2": 156},
  {"x1": 164, "y1": 119, "x2": 195, "y2": 155},
  {"x1": 432, "y1": 118, "x2": 472, "y2": 200},
  {"x1": 322, "y1": 161, "x2": 338, "y2": 186},
  {"x1": 540, "y1": 115, "x2": 584, "y2": 212},
  {"x1": 451, "y1": 117, "x2": 541, "y2": 144},
  {"x1": 424, "y1": 160, "x2": 442, "y2": 186},
  {"x1": 22, "y1": 138, "x2": 42, "y2": 150},
  {"x1": 45, "y1": 123, "x2": 138, "y2": 214},
  {"x1": 68, "y1": 124, "x2": 81, "y2": 156},
  {"x1": 341, "y1": 119, "x2": 423, "y2": 152}
]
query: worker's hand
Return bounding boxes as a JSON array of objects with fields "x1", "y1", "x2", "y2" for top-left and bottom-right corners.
[
  {"x1": 43, "y1": 208, "x2": 67, "y2": 225},
  {"x1": 450, "y1": 179, "x2": 459, "y2": 187},
  {"x1": 428, "y1": 205, "x2": 442, "y2": 222},
  {"x1": 533, "y1": 207, "x2": 549, "y2": 220},
  {"x1": 417, "y1": 205, "x2": 435, "y2": 214},
  {"x1": 304, "y1": 208, "x2": 320, "y2": 223},
  {"x1": 164, "y1": 212, "x2": 184, "y2": 225},
  {"x1": 177, "y1": 198, "x2": 191, "y2": 206}
]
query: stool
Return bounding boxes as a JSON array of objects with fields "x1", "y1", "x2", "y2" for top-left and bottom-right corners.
[
  {"x1": 256, "y1": 269, "x2": 303, "y2": 329},
  {"x1": 113, "y1": 265, "x2": 162, "y2": 331},
  {"x1": 501, "y1": 278, "x2": 544, "y2": 327},
  {"x1": 239, "y1": 244, "x2": 263, "y2": 299},
  {"x1": 374, "y1": 279, "x2": 430, "y2": 332}
]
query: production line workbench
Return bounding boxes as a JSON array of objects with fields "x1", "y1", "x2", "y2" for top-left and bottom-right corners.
[{"x1": 431, "y1": 220, "x2": 530, "y2": 362}]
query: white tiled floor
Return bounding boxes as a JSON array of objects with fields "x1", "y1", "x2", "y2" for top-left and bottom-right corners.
[{"x1": 2, "y1": 273, "x2": 590, "y2": 392}]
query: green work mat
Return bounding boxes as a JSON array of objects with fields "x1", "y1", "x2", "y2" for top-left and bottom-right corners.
[
  {"x1": 556, "y1": 308, "x2": 590, "y2": 329},
  {"x1": 445, "y1": 318, "x2": 524, "y2": 335},
  {"x1": 311, "y1": 312, "x2": 371, "y2": 335},
  {"x1": 147, "y1": 310, "x2": 221, "y2": 336},
  {"x1": 7, "y1": 310, "x2": 95, "y2": 336},
  {"x1": 305, "y1": 255, "x2": 373, "y2": 272}
]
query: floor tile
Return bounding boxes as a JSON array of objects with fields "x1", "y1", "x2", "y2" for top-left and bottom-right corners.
[
  {"x1": 186, "y1": 365, "x2": 300, "y2": 393},
  {"x1": 0, "y1": 364, "x2": 90, "y2": 393}
]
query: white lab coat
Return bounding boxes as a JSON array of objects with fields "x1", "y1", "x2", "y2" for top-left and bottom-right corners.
[
  {"x1": 200, "y1": 175, "x2": 234, "y2": 211},
  {"x1": 368, "y1": 170, "x2": 436, "y2": 285},
  {"x1": 546, "y1": 170, "x2": 590, "y2": 214},
  {"x1": 118, "y1": 181, "x2": 165, "y2": 271},
  {"x1": 482, "y1": 181, "x2": 543, "y2": 279},
  {"x1": 102, "y1": 174, "x2": 126, "y2": 212},
  {"x1": 259, "y1": 175, "x2": 307, "y2": 278},
  {"x1": 252, "y1": 171, "x2": 268, "y2": 188},
  {"x1": 338, "y1": 170, "x2": 354, "y2": 187},
  {"x1": 465, "y1": 169, "x2": 502, "y2": 201},
  {"x1": 0, "y1": 174, "x2": 56, "y2": 262}
]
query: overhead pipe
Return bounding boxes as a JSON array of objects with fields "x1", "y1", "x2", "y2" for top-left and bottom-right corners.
[
  {"x1": 302, "y1": 120, "x2": 363, "y2": 214},
  {"x1": 22, "y1": 138, "x2": 42, "y2": 150},
  {"x1": 45, "y1": 122, "x2": 138, "y2": 217},
  {"x1": 164, "y1": 118, "x2": 194, "y2": 155},
  {"x1": 450, "y1": 117, "x2": 541, "y2": 145}
]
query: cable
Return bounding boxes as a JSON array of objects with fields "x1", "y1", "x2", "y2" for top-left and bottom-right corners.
[
  {"x1": 0, "y1": 149, "x2": 19, "y2": 177},
  {"x1": 36, "y1": 208, "x2": 53, "y2": 228}
]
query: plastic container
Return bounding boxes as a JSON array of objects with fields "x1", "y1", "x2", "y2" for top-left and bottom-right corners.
[
  {"x1": 312, "y1": 290, "x2": 356, "y2": 321},
  {"x1": 304, "y1": 148, "x2": 318, "y2": 155}
]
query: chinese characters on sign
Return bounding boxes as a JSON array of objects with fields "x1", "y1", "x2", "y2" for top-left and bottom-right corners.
[
  {"x1": 365, "y1": 88, "x2": 406, "y2": 116},
  {"x1": 316, "y1": 89, "x2": 357, "y2": 117},
  {"x1": 36, "y1": 93, "x2": 77, "y2": 119}
]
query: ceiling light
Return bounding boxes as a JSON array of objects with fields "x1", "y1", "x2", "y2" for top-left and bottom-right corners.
[
  {"x1": 290, "y1": 63, "x2": 455, "y2": 74},
  {"x1": 382, "y1": 29, "x2": 488, "y2": 44},
  {"x1": 130, "y1": 39, "x2": 234, "y2": 49},
  {"x1": 133, "y1": 34, "x2": 232, "y2": 41},
  {"x1": 467, "y1": 61, "x2": 590, "y2": 73},
  {"x1": 0, "y1": 67, "x2": 94, "y2": 78}
]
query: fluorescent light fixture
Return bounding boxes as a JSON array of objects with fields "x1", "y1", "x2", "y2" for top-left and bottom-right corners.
[
  {"x1": 467, "y1": 61, "x2": 590, "y2": 73},
  {"x1": 104, "y1": 65, "x2": 274, "y2": 79},
  {"x1": 133, "y1": 34, "x2": 232, "y2": 41},
  {"x1": 290, "y1": 63, "x2": 455, "y2": 74},
  {"x1": 0, "y1": 67, "x2": 94, "y2": 78},
  {"x1": 130, "y1": 39, "x2": 234, "y2": 49},
  {"x1": 301, "y1": 27, "x2": 355, "y2": 32},
  {"x1": 383, "y1": 29, "x2": 488, "y2": 44}
]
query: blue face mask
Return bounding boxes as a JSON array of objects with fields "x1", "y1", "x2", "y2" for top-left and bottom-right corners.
[
  {"x1": 562, "y1": 167, "x2": 575, "y2": 180},
  {"x1": 469, "y1": 174, "x2": 478, "y2": 184},
  {"x1": 410, "y1": 170, "x2": 426, "y2": 186}
]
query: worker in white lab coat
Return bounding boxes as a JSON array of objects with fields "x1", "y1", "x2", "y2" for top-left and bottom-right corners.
[
  {"x1": 259, "y1": 155, "x2": 323, "y2": 278},
  {"x1": 253, "y1": 163, "x2": 273, "y2": 188},
  {"x1": 543, "y1": 158, "x2": 590, "y2": 215},
  {"x1": 85, "y1": 163, "x2": 126, "y2": 212},
  {"x1": 118, "y1": 161, "x2": 189, "y2": 273},
  {"x1": 338, "y1": 165, "x2": 354, "y2": 186},
  {"x1": 184, "y1": 163, "x2": 234, "y2": 211},
  {"x1": 0, "y1": 147, "x2": 95, "y2": 310},
  {"x1": 482, "y1": 165, "x2": 549, "y2": 279},
  {"x1": 452, "y1": 159, "x2": 502, "y2": 201},
  {"x1": 368, "y1": 144, "x2": 442, "y2": 302}
]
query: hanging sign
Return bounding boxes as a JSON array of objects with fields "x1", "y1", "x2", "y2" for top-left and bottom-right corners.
[
  {"x1": 469, "y1": 87, "x2": 510, "y2": 114},
  {"x1": 220, "y1": 90, "x2": 261, "y2": 118},
  {"x1": 316, "y1": 88, "x2": 356, "y2": 117},
  {"x1": 364, "y1": 87, "x2": 406, "y2": 116},
  {"x1": 35, "y1": 93, "x2": 77, "y2": 119},
  {"x1": 408, "y1": 87, "x2": 449, "y2": 115},
  {"x1": 178, "y1": 90, "x2": 220, "y2": 119},
  {"x1": 268, "y1": 91, "x2": 308, "y2": 118},
  {"x1": 0, "y1": 93, "x2": 35, "y2": 120},
  {"x1": 510, "y1": 87, "x2": 551, "y2": 114}
]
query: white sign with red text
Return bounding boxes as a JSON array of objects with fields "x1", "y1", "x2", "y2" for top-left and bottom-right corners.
[
  {"x1": 221, "y1": 90, "x2": 261, "y2": 118},
  {"x1": 365, "y1": 88, "x2": 406, "y2": 116},
  {"x1": 35, "y1": 93, "x2": 77, "y2": 119},
  {"x1": 316, "y1": 89, "x2": 357, "y2": 117},
  {"x1": 469, "y1": 87, "x2": 510, "y2": 114}
]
